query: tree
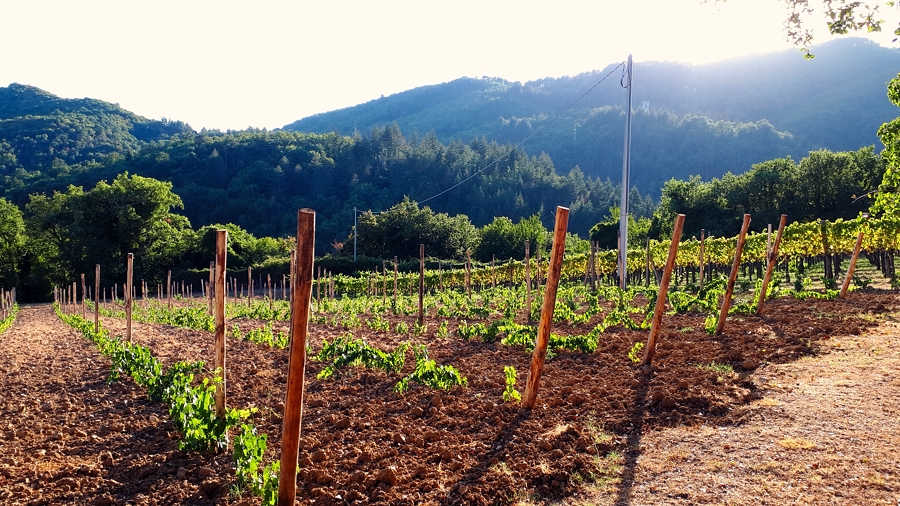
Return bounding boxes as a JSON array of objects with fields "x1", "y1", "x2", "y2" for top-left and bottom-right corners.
[
  {"x1": 0, "y1": 198, "x2": 25, "y2": 288},
  {"x1": 355, "y1": 197, "x2": 479, "y2": 260},
  {"x1": 712, "y1": 0, "x2": 899, "y2": 56},
  {"x1": 25, "y1": 173, "x2": 192, "y2": 287},
  {"x1": 475, "y1": 215, "x2": 549, "y2": 262},
  {"x1": 873, "y1": 73, "x2": 900, "y2": 217}
]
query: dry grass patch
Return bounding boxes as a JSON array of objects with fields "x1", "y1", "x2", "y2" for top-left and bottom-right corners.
[
  {"x1": 777, "y1": 437, "x2": 815, "y2": 450},
  {"x1": 754, "y1": 397, "x2": 783, "y2": 407}
]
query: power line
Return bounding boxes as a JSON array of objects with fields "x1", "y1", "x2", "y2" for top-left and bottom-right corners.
[{"x1": 417, "y1": 62, "x2": 626, "y2": 205}]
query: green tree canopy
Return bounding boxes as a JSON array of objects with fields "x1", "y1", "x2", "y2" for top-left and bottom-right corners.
[
  {"x1": 355, "y1": 197, "x2": 479, "y2": 260},
  {"x1": 475, "y1": 214, "x2": 549, "y2": 262},
  {"x1": 873, "y1": 73, "x2": 900, "y2": 217},
  {"x1": 0, "y1": 197, "x2": 25, "y2": 288},
  {"x1": 25, "y1": 172, "x2": 192, "y2": 286}
]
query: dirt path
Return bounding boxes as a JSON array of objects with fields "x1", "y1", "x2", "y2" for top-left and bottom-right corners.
[
  {"x1": 588, "y1": 311, "x2": 900, "y2": 505},
  {"x1": 0, "y1": 304, "x2": 227, "y2": 506}
]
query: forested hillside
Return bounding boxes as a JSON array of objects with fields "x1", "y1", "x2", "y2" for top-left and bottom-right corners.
[
  {"x1": 0, "y1": 83, "x2": 191, "y2": 192},
  {"x1": 284, "y1": 38, "x2": 899, "y2": 190}
]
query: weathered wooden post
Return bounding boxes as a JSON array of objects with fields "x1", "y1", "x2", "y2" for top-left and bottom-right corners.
[
  {"x1": 167, "y1": 270, "x2": 172, "y2": 309},
  {"x1": 81, "y1": 274, "x2": 86, "y2": 318},
  {"x1": 757, "y1": 215, "x2": 787, "y2": 314},
  {"x1": 247, "y1": 267, "x2": 253, "y2": 308},
  {"x1": 522, "y1": 207, "x2": 569, "y2": 410},
  {"x1": 465, "y1": 250, "x2": 472, "y2": 300},
  {"x1": 126, "y1": 254, "x2": 133, "y2": 341},
  {"x1": 393, "y1": 256, "x2": 399, "y2": 310},
  {"x1": 716, "y1": 214, "x2": 751, "y2": 334},
  {"x1": 418, "y1": 244, "x2": 425, "y2": 325},
  {"x1": 525, "y1": 240, "x2": 532, "y2": 322},
  {"x1": 840, "y1": 230, "x2": 865, "y2": 298},
  {"x1": 699, "y1": 229, "x2": 706, "y2": 289},
  {"x1": 278, "y1": 210, "x2": 315, "y2": 506},
  {"x1": 94, "y1": 265, "x2": 100, "y2": 334},
  {"x1": 642, "y1": 214, "x2": 685, "y2": 365},
  {"x1": 208, "y1": 261, "x2": 215, "y2": 316},
  {"x1": 214, "y1": 230, "x2": 228, "y2": 418}
]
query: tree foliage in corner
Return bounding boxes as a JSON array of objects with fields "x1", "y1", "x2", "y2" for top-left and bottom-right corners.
[
  {"x1": 873, "y1": 72, "x2": 900, "y2": 217},
  {"x1": 710, "y1": 0, "x2": 899, "y2": 56}
]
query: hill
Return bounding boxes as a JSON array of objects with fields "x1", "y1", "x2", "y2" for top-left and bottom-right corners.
[
  {"x1": 0, "y1": 83, "x2": 192, "y2": 191},
  {"x1": 283, "y1": 38, "x2": 900, "y2": 191}
]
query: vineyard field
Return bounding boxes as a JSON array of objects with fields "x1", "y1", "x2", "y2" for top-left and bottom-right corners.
[{"x1": 2, "y1": 282, "x2": 898, "y2": 504}]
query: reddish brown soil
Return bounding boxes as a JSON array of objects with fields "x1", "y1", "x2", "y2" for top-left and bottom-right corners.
[{"x1": 0, "y1": 291, "x2": 897, "y2": 505}]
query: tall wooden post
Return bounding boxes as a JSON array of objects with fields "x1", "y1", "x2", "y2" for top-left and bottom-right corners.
[
  {"x1": 644, "y1": 237, "x2": 652, "y2": 287},
  {"x1": 81, "y1": 274, "x2": 86, "y2": 318},
  {"x1": 698, "y1": 229, "x2": 706, "y2": 289},
  {"x1": 94, "y1": 265, "x2": 100, "y2": 335},
  {"x1": 205, "y1": 261, "x2": 213, "y2": 315},
  {"x1": 465, "y1": 250, "x2": 472, "y2": 300},
  {"x1": 757, "y1": 215, "x2": 787, "y2": 314},
  {"x1": 247, "y1": 267, "x2": 253, "y2": 307},
  {"x1": 716, "y1": 214, "x2": 751, "y2": 334},
  {"x1": 522, "y1": 207, "x2": 569, "y2": 410},
  {"x1": 840, "y1": 230, "x2": 865, "y2": 298},
  {"x1": 590, "y1": 241, "x2": 597, "y2": 290},
  {"x1": 214, "y1": 230, "x2": 228, "y2": 419},
  {"x1": 278, "y1": 209, "x2": 315, "y2": 506},
  {"x1": 641, "y1": 215, "x2": 685, "y2": 365},
  {"x1": 418, "y1": 244, "x2": 425, "y2": 325},
  {"x1": 167, "y1": 270, "x2": 172, "y2": 309},
  {"x1": 820, "y1": 219, "x2": 833, "y2": 280},
  {"x1": 382, "y1": 262, "x2": 387, "y2": 305},
  {"x1": 491, "y1": 254, "x2": 496, "y2": 289},
  {"x1": 525, "y1": 240, "x2": 532, "y2": 322},
  {"x1": 125, "y1": 254, "x2": 133, "y2": 342},
  {"x1": 391, "y1": 256, "x2": 398, "y2": 310}
]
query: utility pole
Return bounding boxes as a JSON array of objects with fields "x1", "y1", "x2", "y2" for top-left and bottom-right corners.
[{"x1": 618, "y1": 54, "x2": 634, "y2": 290}]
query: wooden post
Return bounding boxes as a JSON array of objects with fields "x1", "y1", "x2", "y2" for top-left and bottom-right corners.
[
  {"x1": 167, "y1": 270, "x2": 172, "y2": 309},
  {"x1": 465, "y1": 250, "x2": 472, "y2": 300},
  {"x1": 247, "y1": 267, "x2": 253, "y2": 307},
  {"x1": 278, "y1": 209, "x2": 315, "y2": 506},
  {"x1": 698, "y1": 229, "x2": 706, "y2": 289},
  {"x1": 80, "y1": 274, "x2": 86, "y2": 318},
  {"x1": 525, "y1": 240, "x2": 532, "y2": 322},
  {"x1": 94, "y1": 265, "x2": 100, "y2": 334},
  {"x1": 820, "y1": 219, "x2": 833, "y2": 280},
  {"x1": 214, "y1": 230, "x2": 228, "y2": 419},
  {"x1": 536, "y1": 247, "x2": 543, "y2": 286},
  {"x1": 382, "y1": 261, "x2": 387, "y2": 305},
  {"x1": 418, "y1": 244, "x2": 425, "y2": 325},
  {"x1": 715, "y1": 214, "x2": 751, "y2": 334},
  {"x1": 757, "y1": 215, "x2": 787, "y2": 314},
  {"x1": 522, "y1": 207, "x2": 570, "y2": 410},
  {"x1": 125, "y1": 254, "x2": 133, "y2": 341},
  {"x1": 645, "y1": 237, "x2": 651, "y2": 287},
  {"x1": 491, "y1": 254, "x2": 496, "y2": 289},
  {"x1": 439, "y1": 260, "x2": 444, "y2": 291},
  {"x1": 393, "y1": 256, "x2": 398, "y2": 310},
  {"x1": 72, "y1": 281, "x2": 77, "y2": 314},
  {"x1": 840, "y1": 230, "x2": 865, "y2": 298},
  {"x1": 641, "y1": 214, "x2": 685, "y2": 365},
  {"x1": 590, "y1": 241, "x2": 597, "y2": 291},
  {"x1": 207, "y1": 261, "x2": 214, "y2": 315}
]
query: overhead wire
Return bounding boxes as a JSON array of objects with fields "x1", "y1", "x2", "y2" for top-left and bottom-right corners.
[{"x1": 416, "y1": 61, "x2": 627, "y2": 205}]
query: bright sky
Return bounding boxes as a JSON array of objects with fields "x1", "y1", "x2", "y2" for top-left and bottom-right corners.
[{"x1": 2, "y1": 0, "x2": 896, "y2": 131}]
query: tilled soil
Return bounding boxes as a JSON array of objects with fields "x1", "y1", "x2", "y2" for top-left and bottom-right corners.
[{"x1": 1, "y1": 291, "x2": 898, "y2": 505}]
